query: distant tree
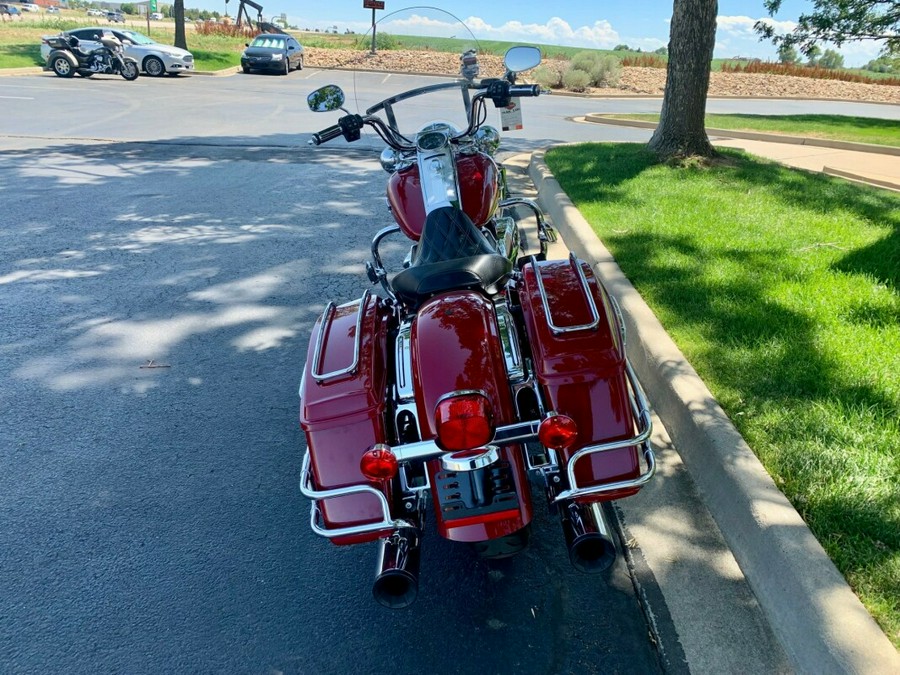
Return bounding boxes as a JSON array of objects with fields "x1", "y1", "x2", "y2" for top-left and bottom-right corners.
[
  {"x1": 613, "y1": 44, "x2": 631, "y2": 51},
  {"x1": 756, "y1": 0, "x2": 900, "y2": 54},
  {"x1": 818, "y1": 48, "x2": 845, "y2": 68},
  {"x1": 806, "y1": 44, "x2": 822, "y2": 66},
  {"x1": 654, "y1": 46, "x2": 669, "y2": 56},
  {"x1": 647, "y1": 0, "x2": 718, "y2": 159},
  {"x1": 777, "y1": 43, "x2": 799, "y2": 64},
  {"x1": 119, "y1": 3, "x2": 136, "y2": 14},
  {"x1": 864, "y1": 52, "x2": 897, "y2": 72}
]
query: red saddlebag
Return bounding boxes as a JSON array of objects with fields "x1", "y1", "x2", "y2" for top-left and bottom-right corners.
[
  {"x1": 518, "y1": 256, "x2": 642, "y2": 501},
  {"x1": 299, "y1": 292, "x2": 394, "y2": 544}
]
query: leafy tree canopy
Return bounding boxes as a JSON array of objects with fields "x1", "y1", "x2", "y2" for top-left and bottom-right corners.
[{"x1": 756, "y1": 0, "x2": 900, "y2": 54}]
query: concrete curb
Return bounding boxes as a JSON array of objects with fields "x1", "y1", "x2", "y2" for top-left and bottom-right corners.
[
  {"x1": 584, "y1": 114, "x2": 900, "y2": 157},
  {"x1": 527, "y1": 149, "x2": 900, "y2": 674}
]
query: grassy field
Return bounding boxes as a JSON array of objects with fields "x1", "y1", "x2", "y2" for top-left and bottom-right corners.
[
  {"x1": 546, "y1": 143, "x2": 900, "y2": 647},
  {"x1": 600, "y1": 114, "x2": 900, "y2": 148}
]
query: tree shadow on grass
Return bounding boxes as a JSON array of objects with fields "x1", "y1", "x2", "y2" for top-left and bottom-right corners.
[{"x1": 721, "y1": 148, "x2": 900, "y2": 292}]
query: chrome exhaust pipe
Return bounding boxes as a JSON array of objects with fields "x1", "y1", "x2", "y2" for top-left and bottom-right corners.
[
  {"x1": 560, "y1": 500, "x2": 617, "y2": 573},
  {"x1": 372, "y1": 526, "x2": 421, "y2": 609}
]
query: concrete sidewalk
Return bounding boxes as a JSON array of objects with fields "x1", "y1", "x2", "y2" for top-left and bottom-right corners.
[{"x1": 584, "y1": 114, "x2": 900, "y2": 192}]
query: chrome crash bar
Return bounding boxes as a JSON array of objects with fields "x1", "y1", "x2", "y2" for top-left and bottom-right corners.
[{"x1": 299, "y1": 451, "x2": 414, "y2": 539}]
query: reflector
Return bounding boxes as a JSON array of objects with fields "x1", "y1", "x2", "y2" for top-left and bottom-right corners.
[
  {"x1": 360, "y1": 444, "x2": 399, "y2": 480},
  {"x1": 538, "y1": 413, "x2": 578, "y2": 450},
  {"x1": 434, "y1": 392, "x2": 494, "y2": 452}
]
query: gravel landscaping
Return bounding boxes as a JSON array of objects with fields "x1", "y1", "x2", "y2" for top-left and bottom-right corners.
[{"x1": 306, "y1": 47, "x2": 900, "y2": 105}]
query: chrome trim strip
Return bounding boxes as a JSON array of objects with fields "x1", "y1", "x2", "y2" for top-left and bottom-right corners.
[
  {"x1": 441, "y1": 445, "x2": 500, "y2": 472},
  {"x1": 395, "y1": 320, "x2": 414, "y2": 401},
  {"x1": 310, "y1": 289, "x2": 371, "y2": 383},
  {"x1": 299, "y1": 452, "x2": 412, "y2": 539},
  {"x1": 529, "y1": 253, "x2": 600, "y2": 335},
  {"x1": 495, "y1": 304, "x2": 525, "y2": 381}
]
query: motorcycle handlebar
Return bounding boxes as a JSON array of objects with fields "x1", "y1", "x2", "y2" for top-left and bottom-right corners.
[
  {"x1": 508, "y1": 84, "x2": 541, "y2": 97},
  {"x1": 308, "y1": 124, "x2": 343, "y2": 146}
]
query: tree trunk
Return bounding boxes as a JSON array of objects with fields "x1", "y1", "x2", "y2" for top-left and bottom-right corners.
[
  {"x1": 648, "y1": 0, "x2": 718, "y2": 159},
  {"x1": 174, "y1": 0, "x2": 187, "y2": 51}
]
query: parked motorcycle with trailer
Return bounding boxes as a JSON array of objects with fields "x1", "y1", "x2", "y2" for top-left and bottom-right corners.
[
  {"x1": 298, "y1": 36, "x2": 656, "y2": 609},
  {"x1": 44, "y1": 32, "x2": 139, "y2": 80}
]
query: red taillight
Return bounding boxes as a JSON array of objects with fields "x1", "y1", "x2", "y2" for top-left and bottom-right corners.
[
  {"x1": 538, "y1": 413, "x2": 578, "y2": 450},
  {"x1": 434, "y1": 392, "x2": 494, "y2": 452},
  {"x1": 360, "y1": 444, "x2": 398, "y2": 481}
]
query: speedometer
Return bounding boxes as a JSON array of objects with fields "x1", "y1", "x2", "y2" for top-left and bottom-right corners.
[{"x1": 416, "y1": 130, "x2": 449, "y2": 152}]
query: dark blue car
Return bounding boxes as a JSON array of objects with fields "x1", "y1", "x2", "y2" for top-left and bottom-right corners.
[{"x1": 241, "y1": 34, "x2": 304, "y2": 75}]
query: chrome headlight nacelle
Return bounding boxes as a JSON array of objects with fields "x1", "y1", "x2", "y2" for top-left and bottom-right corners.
[
  {"x1": 380, "y1": 147, "x2": 414, "y2": 173},
  {"x1": 473, "y1": 125, "x2": 501, "y2": 155}
]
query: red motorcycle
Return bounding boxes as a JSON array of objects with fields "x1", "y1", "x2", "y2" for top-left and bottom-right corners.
[{"x1": 300, "y1": 44, "x2": 655, "y2": 608}]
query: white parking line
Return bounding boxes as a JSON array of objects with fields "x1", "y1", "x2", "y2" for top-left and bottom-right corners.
[
  {"x1": 381, "y1": 74, "x2": 391, "y2": 84},
  {"x1": 0, "y1": 95, "x2": 34, "y2": 100}
]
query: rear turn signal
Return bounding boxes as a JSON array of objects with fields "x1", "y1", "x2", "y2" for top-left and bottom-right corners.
[
  {"x1": 434, "y1": 391, "x2": 495, "y2": 452},
  {"x1": 538, "y1": 413, "x2": 578, "y2": 450},
  {"x1": 360, "y1": 444, "x2": 398, "y2": 481}
]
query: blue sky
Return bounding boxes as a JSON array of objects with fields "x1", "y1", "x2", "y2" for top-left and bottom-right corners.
[{"x1": 213, "y1": 1, "x2": 885, "y2": 66}]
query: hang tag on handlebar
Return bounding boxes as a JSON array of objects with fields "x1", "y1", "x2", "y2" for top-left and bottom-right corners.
[{"x1": 500, "y1": 98, "x2": 524, "y2": 131}]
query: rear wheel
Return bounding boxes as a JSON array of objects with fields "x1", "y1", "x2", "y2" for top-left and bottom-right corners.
[
  {"x1": 297, "y1": 55, "x2": 304, "y2": 70},
  {"x1": 143, "y1": 55, "x2": 165, "y2": 77},
  {"x1": 470, "y1": 523, "x2": 532, "y2": 560},
  {"x1": 51, "y1": 56, "x2": 74, "y2": 78}
]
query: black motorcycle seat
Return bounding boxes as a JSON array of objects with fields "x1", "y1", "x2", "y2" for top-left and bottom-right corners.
[{"x1": 391, "y1": 206, "x2": 512, "y2": 306}]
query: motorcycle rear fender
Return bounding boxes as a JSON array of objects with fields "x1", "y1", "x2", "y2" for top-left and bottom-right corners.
[
  {"x1": 410, "y1": 291, "x2": 533, "y2": 541},
  {"x1": 47, "y1": 49, "x2": 78, "y2": 68},
  {"x1": 299, "y1": 292, "x2": 395, "y2": 545},
  {"x1": 518, "y1": 256, "x2": 644, "y2": 501}
]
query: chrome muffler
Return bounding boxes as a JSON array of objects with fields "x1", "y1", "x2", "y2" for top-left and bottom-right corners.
[
  {"x1": 372, "y1": 526, "x2": 421, "y2": 609},
  {"x1": 559, "y1": 500, "x2": 617, "y2": 573}
]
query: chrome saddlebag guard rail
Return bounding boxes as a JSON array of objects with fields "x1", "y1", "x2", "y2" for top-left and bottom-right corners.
[{"x1": 299, "y1": 452, "x2": 415, "y2": 539}]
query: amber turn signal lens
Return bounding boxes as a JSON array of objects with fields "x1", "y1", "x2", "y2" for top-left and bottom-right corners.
[
  {"x1": 538, "y1": 413, "x2": 578, "y2": 450},
  {"x1": 360, "y1": 444, "x2": 399, "y2": 481}
]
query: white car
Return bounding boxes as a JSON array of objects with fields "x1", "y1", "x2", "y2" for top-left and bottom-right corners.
[
  {"x1": 41, "y1": 27, "x2": 194, "y2": 76},
  {"x1": 86, "y1": 8, "x2": 104, "y2": 16},
  {"x1": 21, "y1": 3, "x2": 41, "y2": 12},
  {"x1": 149, "y1": 12, "x2": 164, "y2": 20}
]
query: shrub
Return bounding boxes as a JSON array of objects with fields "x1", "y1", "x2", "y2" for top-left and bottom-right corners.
[
  {"x1": 720, "y1": 60, "x2": 900, "y2": 86},
  {"x1": 621, "y1": 54, "x2": 667, "y2": 68},
  {"x1": 570, "y1": 51, "x2": 600, "y2": 72},
  {"x1": 354, "y1": 32, "x2": 397, "y2": 51},
  {"x1": 562, "y1": 68, "x2": 591, "y2": 91},
  {"x1": 193, "y1": 22, "x2": 256, "y2": 38},
  {"x1": 566, "y1": 51, "x2": 622, "y2": 87},
  {"x1": 532, "y1": 62, "x2": 565, "y2": 88},
  {"x1": 588, "y1": 55, "x2": 622, "y2": 86}
]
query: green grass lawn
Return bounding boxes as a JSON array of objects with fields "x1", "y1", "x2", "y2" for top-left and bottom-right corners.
[
  {"x1": 601, "y1": 113, "x2": 900, "y2": 148},
  {"x1": 546, "y1": 143, "x2": 899, "y2": 647}
]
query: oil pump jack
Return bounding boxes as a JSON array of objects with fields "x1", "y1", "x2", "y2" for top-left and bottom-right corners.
[{"x1": 233, "y1": 0, "x2": 287, "y2": 34}]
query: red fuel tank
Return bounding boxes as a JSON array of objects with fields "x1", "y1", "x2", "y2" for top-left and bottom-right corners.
[{"x1": 387, "y1": 153, "x2": 500, "y2": 240}]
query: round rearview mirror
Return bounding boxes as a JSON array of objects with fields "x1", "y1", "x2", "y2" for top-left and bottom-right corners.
[
  {"x1": 307, "y1": 85, "x2": 346, "y2": 113},
  {"x1": 503, "y1": 46, "x2": 541, "y2": 73}
]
